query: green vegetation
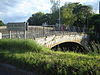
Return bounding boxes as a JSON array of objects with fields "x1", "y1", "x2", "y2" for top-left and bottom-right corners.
[
  {"x1": 88, "y1": 14, "x2": 100, "y2": 42},
  {"x1": 0, "y1": 39, "x2": 43, "y2": 52},
  {"x1": 0, "y1": 20, "x2": 5, "y2": 26},
  {"x1": 0, "y1": 39, "x2": 100, "y2": 75},
  {"x1": 28, "y1": 2, "x2": 93, "y2": 27}
]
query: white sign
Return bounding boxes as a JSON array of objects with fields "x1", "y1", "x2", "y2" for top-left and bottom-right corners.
[
  {"x1": 0, "y1": 32, "x2": 2, "y2": 39},
  {"x1": 7, "y1": 22, "x2": 28, "y2": 31}
]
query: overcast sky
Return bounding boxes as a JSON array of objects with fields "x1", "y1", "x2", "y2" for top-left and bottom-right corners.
[{"x1": 0, "y1": 0, "x2": 99, "y2": 23}]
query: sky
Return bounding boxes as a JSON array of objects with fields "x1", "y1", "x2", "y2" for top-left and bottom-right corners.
[{"x1": 0, "y1": 0, "x2": 99, "y2": 23}]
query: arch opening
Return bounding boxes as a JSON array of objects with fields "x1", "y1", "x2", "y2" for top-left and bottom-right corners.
[{"x1": 51, "y1": 42, "x2": 88, "y2": 53}]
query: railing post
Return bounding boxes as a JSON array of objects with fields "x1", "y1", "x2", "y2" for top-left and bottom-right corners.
[
  {"x1": 9, "y1": 30, "x2": 11, "y2": 39},
  {"x1": 24, "y1": 30, "x2": 26, "y2": 39}
]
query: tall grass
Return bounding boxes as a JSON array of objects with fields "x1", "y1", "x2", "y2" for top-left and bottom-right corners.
[
  {"x1": 0, "y1": 39, "x2": 43, "y2": 52},
  {"x1": 0, "y1": 39, "x2": 100, "y2": 75}
]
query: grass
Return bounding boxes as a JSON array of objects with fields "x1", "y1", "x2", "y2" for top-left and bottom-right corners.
[
  {"x1": 0, "y1": 39, "x2": 44, "y2": 52},
  {"x1": 0, "y1": 39, "x2": 100, "y2": 75}
]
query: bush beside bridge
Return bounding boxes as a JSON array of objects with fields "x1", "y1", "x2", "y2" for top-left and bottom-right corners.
[{"x1": 0, "y1": 39, "x2": 100, "y2": 75}]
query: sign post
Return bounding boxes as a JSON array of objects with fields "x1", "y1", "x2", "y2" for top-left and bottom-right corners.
[
  {"x1": 0, "y1": 32, "x2": 2, "y2": 39},
  {"x1": 9, "y1": 30, "x2": 11, "y2": 39},
  {"x1": 24, "y1": 30, "x2": 26, "y2": 39}
]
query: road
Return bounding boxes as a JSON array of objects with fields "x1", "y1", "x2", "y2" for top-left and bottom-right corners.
[
  {"x1": 0, "y1": 64, "x2": 37, "y2": 75},
  {"x1": 0, "y1": 67, "x2": 13, "y2": 75}
]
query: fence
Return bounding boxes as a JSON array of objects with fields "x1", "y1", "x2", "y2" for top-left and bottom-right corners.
[{"x1": 0, "y1": 26, "x2": 85, "y2": 39}]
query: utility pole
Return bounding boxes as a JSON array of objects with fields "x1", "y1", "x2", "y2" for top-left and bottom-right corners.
[
  {"x1": 58, "y1": 0, "x2": 61, "y2": 30},
  {"x1": 50, "y1": 0, "x2": 61, "y2": 30}
]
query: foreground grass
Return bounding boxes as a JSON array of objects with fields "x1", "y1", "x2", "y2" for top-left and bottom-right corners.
[{"x1": 0, "y1": 39, "x2": 100, "y2": 75}]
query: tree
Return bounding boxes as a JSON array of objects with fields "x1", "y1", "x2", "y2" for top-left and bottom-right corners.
[
  {"x1": 60, "y1": 3, "x2": 77, "y2": 26},
  {"x1": 89, "y1": 14, "x2": 100, "y2": 35},
  {"x1": 50, "y1": 0, "x2": 60, "y2": 25},
  {"x1": 60, "y1": 3, "x2": 93, "y2": 27},
  {"x1": 28, "y1": 12, "x2": 54, "y2": 25},
  {"x1": 73, "y1": 4, "x2": 93, "y2": 28},
  {"x1": 27, "y1": 2, "x2": 93, "y2": 27},
  {"x1": 27, "y1": 12, "x2": 45, "y2": 25},
  {"x1": 87, "y1": 14, "x2": 100, "y2": 42},
  {"x1": 0, "y1": 20, "x2": 5, "y2": 26}
]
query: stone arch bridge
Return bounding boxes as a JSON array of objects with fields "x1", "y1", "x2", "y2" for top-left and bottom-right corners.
[
  {"x1": 35, "y1": 33, "x2": 87, "y2": 48},
  {"x1": 0, "y1": 26, "x2": 88, "y2": 51}
]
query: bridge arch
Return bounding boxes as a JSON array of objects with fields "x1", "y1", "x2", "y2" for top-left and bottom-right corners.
[{"x1": 51, "y1": 42, "x2": 87, "y2": 53}]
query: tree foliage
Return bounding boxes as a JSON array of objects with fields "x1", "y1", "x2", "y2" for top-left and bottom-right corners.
[
  {"x1": 27, "y1": 12, "x2": 45, "y2": 25},
  {"x1": 73, "y1": 4, "x2": 92, "y2": 27},
  {"x1": 89, "y1": 14, "x2": 100, "y2": 35},
  {"x1": 60, "y1": 3, "x2": 92, "y2": 27},
  {"x1": 0, "y1": 20, "x2": 5, "y2": 26},
  {"x1": 86, "y1": 14, "x2": 100, "y2": 42},
  {"x1": 61, "y1": 3, "x2": 77, "y2": 25},
  {"x1": 27, "y1": 2, "x2": 93, "y2": 27}
]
